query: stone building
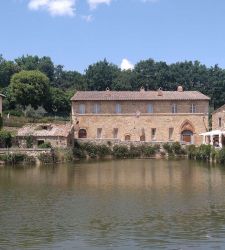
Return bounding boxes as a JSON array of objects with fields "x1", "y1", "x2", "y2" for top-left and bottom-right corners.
[
  {"x1": 17, "y1": 123, "x2": 74, "y2": 148},
  {"x1": 212, "y1": 104, "x2": 225, "y2": 130},
  {"x1": 71, "y1": 87, "x2": 210, "y2": 145}
]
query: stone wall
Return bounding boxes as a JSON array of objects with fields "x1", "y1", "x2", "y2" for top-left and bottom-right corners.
[
  {"x1": 212, "y1": 110, "x2": 225, "y2": 130},
  {"x1": 73, "y1": 114, "x2": 208, "y2": 145},
  {"x1": 72, "y1": 100, "x2": 209, "y2": 115}
]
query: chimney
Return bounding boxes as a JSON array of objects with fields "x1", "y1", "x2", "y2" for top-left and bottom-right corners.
[
  {"x1": 157, "y1": 87, "x2": 163, "y2": 96},
  {"x1": 177, "y1": 85, "x2": 183, "y2": 92}
]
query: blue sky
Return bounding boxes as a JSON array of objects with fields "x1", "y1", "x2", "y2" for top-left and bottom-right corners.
[{"x1": 1, "y1": 0, "x2": 225, "y2": 72}]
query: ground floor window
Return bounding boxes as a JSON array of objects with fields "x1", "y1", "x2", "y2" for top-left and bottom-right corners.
[
  {"x1": 181, "y1": 130, "x2": 193, "y2": 144},
  {"x1": 37, "y1": 140, "x2": 45, "y2": 146},
  {"x1": 125, "y1": 134, "x2": 131, "y2": 141},
  {"x1": 78, "y1": 129, "x2": 87, "y2": 139},
  {"x1": 140, "y1": 135, "x2": 145, "y2": 141},
  {"x1": 113, "y1": 128, "x2": 118, "y2": 139},
  {"x1": 97, "y1": 128, "x2": 102, "y2": 139},
  {"x1": 151, "y1": 128, "x2": 156, "y2": 141}
]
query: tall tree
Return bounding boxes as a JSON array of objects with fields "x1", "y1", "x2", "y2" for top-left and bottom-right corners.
[
  {"x1": 15, "y1": 55, "x2": 54, "y2": 81},
  {"x1": 9, "y1": 70, "x2": 50, "y2": 109},
  {"x1": 0, "y1": 55, "x2": 19, "y2": 88},
  {"x1": 85, "y1": 59, "x2": 120, "y2": 90}
]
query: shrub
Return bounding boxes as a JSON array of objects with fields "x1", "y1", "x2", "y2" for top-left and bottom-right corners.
[
  {"x1": 128, "y1": 145, "x2": 142, "y2": 158},
  {"x1": 113, "y1": 145, "x2": 129, "y2": 158},
  {"x1": 26, "y1": 135, "x2": 34, "y2": 148},
  {"x1": 96, "y1": 144, "x2": 112, "y2": 158},
  {"x1": 38, "y1": 141, "x2": 52, "y2": 149},
  {"x1": 163, "y1": 143, "x2": 173, "y2": 155},
  {"x1": 0, "y1": 131, "x2": 12, "y2": 148},
  {"x1": 217, "y1": 148, "x2": 225, "y2": 164},
  {"x1": 38, "y1": 152, "x2": 57, "y2": 164},
  {"x1": 187, "y1": 145, "x2": 197, "y2": 159},
  {"x1": 82, "y1": 142, "x2": 98, "y2": 159},
  {"x1": 143, "y1": 145, "x2": 157, "y2": 157},
  {"x1": 0, "y1": 153, "x2": 25, "y2": 165}
]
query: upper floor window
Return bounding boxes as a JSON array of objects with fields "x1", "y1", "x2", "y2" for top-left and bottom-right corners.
[
  {"x1": 219, "y1": 117, "x2": 222, "y2": 128},
  {"x1": 172, "y1": 103, "x2": 177, "y2": 113},
  {"x1": 147, "y1": 103, "x2": 153, "y2": 113},
  {"x1": 115, "y1": 103, "x2": 122, "y2": 113},
  {"x1": 190, "y1": 103, "x2": 196, "y2": 113},
  {"x1": 93, "y1": 103, "x2": 101, "y2": 114},
  {"x1": 79, "y1": 104, "x2": 85, "y2": 114}
]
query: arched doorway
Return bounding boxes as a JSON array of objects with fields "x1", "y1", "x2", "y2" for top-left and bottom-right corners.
[
  {"x1": 78, "y1": 129, "x2": 87, "y2": 139},
  {"x1": 180, "y1": 120, "x2": 195, "y2": 144},
  {"x1": 125, "y1": 134, "x2": 131, "y2": 141},
  {"x1": 181, "y1": 130, "x2": 193, "y2": 144}
]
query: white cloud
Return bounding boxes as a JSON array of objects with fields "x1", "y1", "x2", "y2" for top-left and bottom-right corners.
[
  {"x1": 120, "y1": 58, "x2": 134, "y2": 71},
  {"x1": 87, "y1": 0, "x2": 112, "y2": 10},
  {"x1": 81, "y1": 14, "x2": 94, "y2": 22},
  {"x1": 28, "y1": 0, "x2": 76, "y2": 16}
]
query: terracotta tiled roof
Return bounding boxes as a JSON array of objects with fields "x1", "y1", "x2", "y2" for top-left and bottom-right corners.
[
  {"x1": 17, "y1": 123, "x2": 73, "y2": 137},
  {"x1": 71, "y1": 90, "x2": 210, "y2": 101},
  {"x1": 212, "y1": 104, "x2": 225, "y2": 114}
]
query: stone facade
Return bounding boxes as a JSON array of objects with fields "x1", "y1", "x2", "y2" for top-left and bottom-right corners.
[
  {"x1": 17, "y1": 123, "x2": 74, "y2": 148},
  {"x1": 71, "y1": 89, "x2": 210, "y2": 145},
  {"x1": 212, "y1": 104, "x2": 225, "y2": 130}
]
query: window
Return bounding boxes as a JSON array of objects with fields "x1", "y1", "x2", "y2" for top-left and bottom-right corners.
[
  {"x1": 190, "y1": 103, "x2": 196, "y2": 113},
  {"x1": 151, "y1": 128, "x2": 156, "y2": 140},
  {"x1": 125, "y1": 134, "x2": 131, "y2": 141},
  {"x1": 172, "y1": 103, "x2": 177, "y2": 113},
  {"x1": 97, "y1": 128, "x2": 102, "y2": 139},
  {"x1": 169, "y1": 127, "x2": 174, "y2": 141},
  {"x1": 115, "y1": 103, "x2": 122, "y2": 113},
  {"x1": 93, "y1": 103, "x2": 101, "y2": 114},
  {"x1": 219, "y1": 117, "x2": 222, "y2": 128},
  {"x1": 113, "y1": 128, "x2": 118, "y2": 139},
  {"x1": 140, "y1": 135, "x2": 145, "y2": 141},
  {"x1": 147, "y1": 103, "x2": 153, "y2": 113},
  {"x1": 79, "y1": 104, "x2": 85, "y2": 114},
  {"x1": 78, "y1": 129, "x2": 87, "y2": 138}
]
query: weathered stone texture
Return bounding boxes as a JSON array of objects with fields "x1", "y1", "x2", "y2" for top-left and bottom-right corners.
[{"x1": 73, "y1": 114, "x2": 208, "y2": 145}]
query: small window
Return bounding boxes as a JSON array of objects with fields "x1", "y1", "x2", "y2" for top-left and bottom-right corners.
[
  {"x1": 140, "y1": 135, "x2": 145, "y2": 141},
  {"x1": 113, "y1": 128, "x2": 118, "y2": 139},
  {"x1": 169, "y1": 127, "x2": 174, "y2": 140},
  {"x1": 219, "y1": 117, "x2": 222, "y2": 128},
  {"x1": 190, "y1": 103, "x2": 196, "y2": 113},
  {"x1": 93, "y1": 103, "x2": 101, "y2": 114},
  {"x1": 78, "y1": 129, "x2": 87, "y2": 138},
  {"x1": 172, "y1": 103, "x2": 177, "y2": 113},
  {"x1": 147, "y1": 103, "x2": 153, "y2": 113},
  {"x1": 125, "y1": 134, "x2": 131, "y2": 141},
  {"x1": 115, "y1": 103, "x2": 122, "y2": 113},
  {"x1": 151, "y1": 128, "x2": 156, "y2": 140},
  {"x1": 79, "y1": 104, "x2": 85, "y2": 114},
  {"x1": 37, "y1": 140, "x2": 45, "y2": 146},
  {"x1": 97, "y1": 128, "x2": 102, "y2": 139}
]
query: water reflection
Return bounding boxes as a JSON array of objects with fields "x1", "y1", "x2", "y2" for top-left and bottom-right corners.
[{"x1": 1, "y1": 159, "x2": 225, "y2": 249}]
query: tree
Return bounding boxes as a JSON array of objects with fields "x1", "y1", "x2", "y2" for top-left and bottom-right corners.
[
  {"x1": 0, "y1": 55, "x2": 19, "y2": 88},
  {"x1": 111, "y1": 70, "x2": 134, "y2": 90},
  {"x1": 49, "y1": 87, "x2": 71, "y2": 115},
  {"x1": 15, "y1": 55, "x2": 54, "y2": 81},
  {"x1": 85, "y1": 59, "x2": 120, "y2": 90},
  {"x1": 9, "y1": 70, "x2": 50, "y2": 109}
]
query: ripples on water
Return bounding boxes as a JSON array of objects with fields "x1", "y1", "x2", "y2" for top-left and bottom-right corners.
[{"x1": 1, "y1": 159, "x2": 225, "y2": 249}]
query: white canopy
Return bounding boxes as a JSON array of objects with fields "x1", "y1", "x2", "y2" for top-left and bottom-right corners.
[{"x1": 199, "y1": 130, "x2": 225, "y2": 136}]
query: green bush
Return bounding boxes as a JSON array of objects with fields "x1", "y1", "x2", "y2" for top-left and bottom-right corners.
[
  {"x1": 187, "y1": 145, "x2": 197, "y2": 159},
  {"x1": 26, "y1": 135, "x2": 34, "y2": 148},
  {"x1": 38, "y1": 152, "x2": 57, "y2": 164},
  {"x1": 112, "y1": 145, "x2": 129, "y2": 158},
  {"x1": 128, "y1": 145, "x2": 142, "y2": 158},
  {"x1": 38, "y1": 141, "x2": 52, "y2": 149},
  {"x1": 96, "y1": 144, "x2": 112, "y2": 158},
  {"x1": 0, "y1": 131, "x2": 12, "y2": 148},
  {"x1": 143, "y1": 145, "x2": 157, "y2": 157},
  {"x1": 216, "y1": 148, "x2": 225, "y2": 164},
  {"x1": 163, "y1": 143, "x2": 173, "y2": 154}
]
